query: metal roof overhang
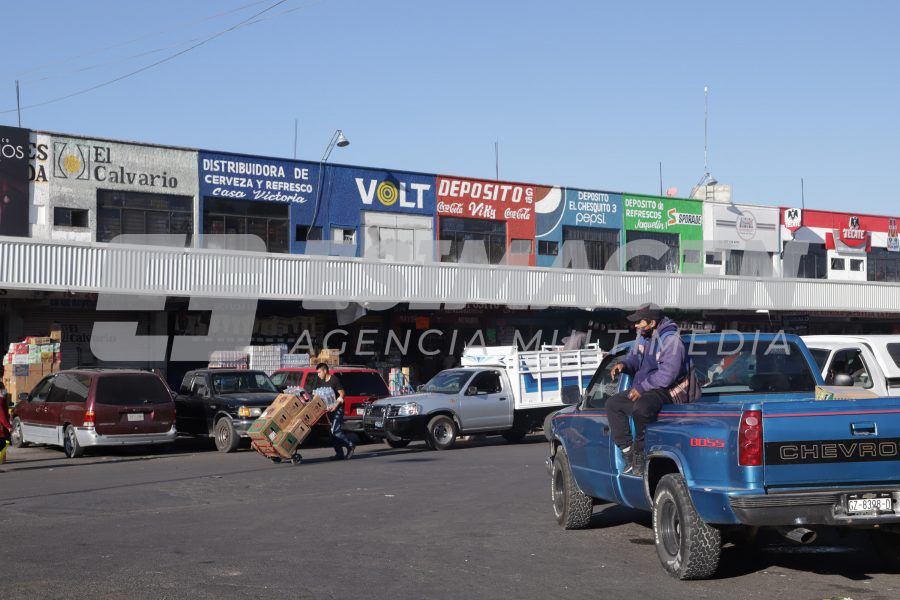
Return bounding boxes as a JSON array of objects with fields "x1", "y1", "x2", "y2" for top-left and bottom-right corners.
[{"x1": 1, "y1": 237, "x2": 898, "y2": 313}]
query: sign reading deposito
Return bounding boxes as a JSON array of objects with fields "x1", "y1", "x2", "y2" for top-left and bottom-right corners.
[{"x1": 623, "y1": 194, "x2": 703, "y2": 235}]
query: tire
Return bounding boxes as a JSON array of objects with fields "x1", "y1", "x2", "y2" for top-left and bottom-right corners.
[
  {"x1": 63, "y1": 425, "x2": 84, "y2": 459},
  {"x1": 502, "y1": 427, "x2": 528, "y2": 443},
  {"x1": 214, "y1": 418, "x2": 240, "y2": 453},
  {"x1": 652, "y1": 473, "x2": 722, "y2": 580},
  {"x1": 386, "y1": 438, "x2": 411, "y2": 449},
  {"x1": 425, "y1": 415, "x2": 457, "y2": 451},
  {"x1": 10, "y1": 418, "x2": 26, "y2": 448},
  {"x1": 871, "y1": 530, "x2": 900, "y2": 571},
  {"x1": 551, "y1": 447, "x2": 593, "y2": 529}
]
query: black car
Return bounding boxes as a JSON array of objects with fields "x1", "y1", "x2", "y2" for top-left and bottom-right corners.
[{"x1": 175, "y1": 369, "x2": 279, "y2": 452}]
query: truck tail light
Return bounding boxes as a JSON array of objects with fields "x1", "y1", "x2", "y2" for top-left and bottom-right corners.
[
  {"x1": 83, "y1": 410, "x2": 95, "y2": 428},
  {"x1": 738, "y1": 410, "x2": 763, "y2": 466}
]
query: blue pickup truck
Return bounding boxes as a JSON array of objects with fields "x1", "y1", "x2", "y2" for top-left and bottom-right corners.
[{"x1": 548, "y1": 333, "x2": 900, "y2": 580}]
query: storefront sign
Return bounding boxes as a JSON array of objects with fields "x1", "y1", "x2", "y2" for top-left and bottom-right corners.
[
  {"x1": 838, "y1": 215, "x2": 868, "y2": 248},
  {"x1": 623, "y1": 195, "x2": 702, "y2": 235},
  {"x1": 199, "y1": 152, "x2": 319, "y2": 204},
  {"x1": 0, "y1": 125, "x2": 30, "y2": 237},
  {"x1": 736, "y1": 210, "x2": 757, "y2": 240},
  {"x1": 536, "y1": 188, "x2": 622, "y2": 237},
  {"x1": 706, "y1": 204, "x2": 779, "y2": 252},
  {"x1": 437, "y1": 176, "x2": 549, "y2": 225},
  {"x1": 322, "y1": 165, "x2": 435, "y2": 216},
  {"x1": 784, "y1": 208, "x2": 803, "y2": 233}
]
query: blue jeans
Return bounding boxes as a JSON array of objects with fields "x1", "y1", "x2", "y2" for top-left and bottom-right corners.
[{"x1": 330, "y1": 406, "x2": 354, "y2": 456}]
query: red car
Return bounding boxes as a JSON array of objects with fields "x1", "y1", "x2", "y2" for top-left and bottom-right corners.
[
  {"x1": 270, "y1": 367, "x2": 390, "y2": 437},
  {"x1": 10, "y1": 369, "x2": 177, "y2": 458}
]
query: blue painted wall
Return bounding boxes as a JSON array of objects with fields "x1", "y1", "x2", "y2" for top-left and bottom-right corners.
[{"x1": 535, "y1": 187, "x2": 623, "y2": 267}]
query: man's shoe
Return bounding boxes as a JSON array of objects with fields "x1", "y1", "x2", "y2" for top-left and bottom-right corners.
[
  {"x1": 631, "y1": 452, "x2": 645, "y2": 477},
  {"x1": 345, "y1": 445, "x2": 356, "y2": 460},
  {"x1": 620, "y1": 445, "x2": 633, "y2": 473}
]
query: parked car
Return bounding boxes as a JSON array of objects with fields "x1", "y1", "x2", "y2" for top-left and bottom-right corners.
[
  {"x1": 803, "y1": 335, "x2": 900, "y2": 396},
  {"x1": 270, "y1": 366, "x2": 390, "y2": 438},
  {"x1": 10, "y1": 369, "x2": 177, "y2": 458},
  {"x1": 174, "y1": 369, "x2": 279, "y2": 452},
  {"x1": 364, "y1": 345, "x2": 601, "y2": 450},
  {"x1": 548, "y1": 333, "x2": 900, "y2": 579}
]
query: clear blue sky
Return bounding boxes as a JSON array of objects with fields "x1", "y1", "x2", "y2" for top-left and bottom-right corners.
[{"x1": 2, "y1": 1, "x2": 897, "y2": 213}]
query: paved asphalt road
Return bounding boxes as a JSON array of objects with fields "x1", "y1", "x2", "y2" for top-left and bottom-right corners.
[{"x1": 2, "y1": 436, "x2": 900, "y2": 600}]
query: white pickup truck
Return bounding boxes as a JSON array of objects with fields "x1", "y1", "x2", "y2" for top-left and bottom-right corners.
[
  {"x1": 802, "y1": 335, "x2": 900, "y2": 396},
  {"x1": 362, "y1": 345, "x2": 603, "y2": 450}
]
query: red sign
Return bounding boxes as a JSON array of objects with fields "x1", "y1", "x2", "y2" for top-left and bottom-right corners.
[
  {"x1": 436, "y1": 176, "x2": 545, "y2": 266},
  {"x1": 783, "y1": 208, "x2": 803, "y2": 233},
  {"x1": 838, "y1": 215, "x2": 868, "y2": 248}
]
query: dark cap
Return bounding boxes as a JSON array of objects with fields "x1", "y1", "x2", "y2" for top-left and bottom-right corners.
[{"x1": 626, "y1": 302, "x2": 664, "y2": 323}]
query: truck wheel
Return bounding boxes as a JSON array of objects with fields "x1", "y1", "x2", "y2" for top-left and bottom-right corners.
[
  {"x1": 63, "y1": 425, "x2": 84, "y2": 459},
  {"x1": 10, "y1": 418, "x2": 27, "y2": 448},
  {"x1": 214, "y1": 418, "x2": 240, "y2": 453},
  {"x1": 386, "y1": 438, "x2": 411, "y2": 449},
  {"x1": 871, "y1": 530, "x2": 900, "y2": 571},
  {"x1": 551, "y1": 447, "x2": 592, "y2": 529},
  {"x1": 425, "y1": 415, "x2": 457, "y2": 450},
  {"x1": 652, "y1": 473, "x2": 722, "y2": 580}
]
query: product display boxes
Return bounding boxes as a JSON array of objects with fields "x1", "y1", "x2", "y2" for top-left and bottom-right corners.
[{"x1": 249, "y1": 395, "x2": 328, "y2": 460}]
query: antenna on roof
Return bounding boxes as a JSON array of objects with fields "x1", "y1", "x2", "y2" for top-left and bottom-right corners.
[
  {"x1": 801, "y1": 177, "x2": 805, "y2": 210},
  {"x1": 690, "y1": 86, "x2": 718, "y2": 198}
]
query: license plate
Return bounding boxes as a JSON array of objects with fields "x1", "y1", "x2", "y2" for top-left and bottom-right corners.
[
  {"x1": 356, "y1": 408, "x2": 366, "y2": 416},
  {"x1": 374, "y1": 420, "x2": 383, "y2": 428},
  {"x1": 848, "y1": 497, "x2": 893, "y2": 513},
  {"x1": 127, "y1": 413, "x2": 144, "y2": 422}
]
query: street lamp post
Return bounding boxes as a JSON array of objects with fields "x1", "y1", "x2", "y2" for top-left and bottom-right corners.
[{"x1": 306, "y1": 129, "x2": 350, "y2": 244}]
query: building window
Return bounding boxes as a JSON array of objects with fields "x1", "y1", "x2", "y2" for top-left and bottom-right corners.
[
  {"x1": 831, "y1": 257, "x2": 845, "y2": 271},
  {"x1": 54, "y1": 207, "x2": 89, "y2": 228},
  {"x1": 332, "y1": 227, "x2": 357, "y2": 244},
  {"x1": 97, "y1": 190, "x2": 193, "y2": 245},
  {"x1": 850, "y1": 259, "x2": 864, "y2": 272},
  {"x1": 782, "y1": 241, "x2": 827, "y2": 279},
  {"x1": 509, "y1": 239, "x2": 532, "y2": 255},
  {"x1": 868, "y1": 248, "x2": 900, "y2": 282},
  {"x1": 705, "y1": 252, "x2": 723, "y2": 266},
  {"x1": 538, "y1": 240, "x2": 559, "y2": 256},
  {"x1": 683, "y1": 250, "x2": 701, "y2": 265},
  {"x1": 625, "y1": 231, "x2": 679, "y2": 273},
  {"x1": 725, "y1": 250, "x2": 773, "y2": 277},
  {"x1": 296, "y1": 225, "x2": 323, "y2": 242},
  {"x1": 562, "y1": 226, "x2": 619, "y2": 270},
  {"x1": 202, "y1": 197, "x2": 287, "y2": 253},
  {"x1": 439, "y1": 217, "x2": 506, "y2": 264}
]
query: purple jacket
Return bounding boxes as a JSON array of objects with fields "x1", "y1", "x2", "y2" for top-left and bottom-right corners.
[{"x1": 621, "y1": 317, "x2": 686, "y2": 394}]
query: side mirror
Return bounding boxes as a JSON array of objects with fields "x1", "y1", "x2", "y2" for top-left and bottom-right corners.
[
  {"x1": 276, "y1": 385, "x2": 286, "y2": 393},
  {"x1": 17, "y1": 392, "x2": 29, "y2": 403},
  {"x1": 197, "y1": 385, "x2": 210, "y2": 398},
  {"x1": 466, "y1": 386, "x2": 480, "y2": 396},
  {"x1": 833, "y1": 373, "x2": 854, "y2": 387},
  {"x1": 170, "y1": 390, "x2": 177, "y2": 400},
  {"x1": 416, "y1": 384, "x2": 425, "y2": 392}
]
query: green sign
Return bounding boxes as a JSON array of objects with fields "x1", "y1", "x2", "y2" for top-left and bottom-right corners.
[{"x1": 623, "y1": 194, "x2": 704, "y2": 273}]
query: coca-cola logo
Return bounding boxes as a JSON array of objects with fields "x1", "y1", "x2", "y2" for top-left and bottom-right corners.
[
  {"x1": 437, "y1": 201, "x2": 463, "y2": 215},
  {"x1": 503, "y1": 207, "x2": 531, "y2": 220}
]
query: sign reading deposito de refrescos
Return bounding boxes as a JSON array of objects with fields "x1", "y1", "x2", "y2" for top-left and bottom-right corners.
[
  {"x1": 623, "y1": 194, "x2": 703, "y2": 236},
  {"x1": 0, "y1": 125, "x2": 30, "y2": 237}
]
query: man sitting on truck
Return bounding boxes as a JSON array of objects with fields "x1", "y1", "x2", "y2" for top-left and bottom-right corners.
[{"x1": 608, "y1": 303, "x2": 686, "y2": 476}]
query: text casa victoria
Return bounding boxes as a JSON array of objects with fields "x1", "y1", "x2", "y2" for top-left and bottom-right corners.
[{"x1": 28, "y1": 142, "x2": 179, "y2": 189}]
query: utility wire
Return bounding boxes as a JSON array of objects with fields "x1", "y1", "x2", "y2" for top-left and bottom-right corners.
[
  {"x1": 15, "y1": 0, "x2": 274, "y2": 77},
  {"x1": 1, "y1": 0, "x2": 293, "y2": 115}
]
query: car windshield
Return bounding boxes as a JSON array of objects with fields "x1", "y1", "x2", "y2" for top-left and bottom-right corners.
[
  {"x1": 96, "y1": 374, "x2": 171, "y2": 405},
  {"x1": 211, "y1": 372, "x2": 277, "y2": 394},
  {"x1": 689, "y1": 339, "x2": 818, "y2": 396},
  {"x1": 421, "y1": 370, "x2": 473, "y2": 394},
  {"x1": 809, "y1": 348, "x2": 830, "y2": 371},
  {"x1": 339, "y1": 372, "x2": 389, "y2": 397}
]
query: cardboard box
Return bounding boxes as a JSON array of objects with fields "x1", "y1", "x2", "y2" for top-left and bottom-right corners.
[
  {"x1": 247, "y1": 418, "x2": 282, "y2": 444},
  {"x1": 25, "y1": 337, "x2": 52, "y2": 345},
  {"x1": 270, "y1": 429, "x2": 300, "y2": 458},
  {"x1": 301, "y1": 396, "x2": 328, "y2": 426},
  {"x1": 260, "y1": 394, "x2": 305, "y2": 421},
  {"x1": 50, "y1": 328, "x2": 62, "y2": 342},
  {"x1": 815, "y1": 385, "x2": 880, "y2": 401}
]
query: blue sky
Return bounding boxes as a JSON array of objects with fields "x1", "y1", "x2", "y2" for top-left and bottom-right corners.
[{"x1": 1, "y1": 1, "x2": 897, "y2": 213}]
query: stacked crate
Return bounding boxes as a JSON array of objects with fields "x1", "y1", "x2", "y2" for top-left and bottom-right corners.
[
  {"x1": 248, "y1": 394, "x2": 328, "y2": 460},
  {"x1": 2, "y1": 331, "x2": 63, "y2": 403}
]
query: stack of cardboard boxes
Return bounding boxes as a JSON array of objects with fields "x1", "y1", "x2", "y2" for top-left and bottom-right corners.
[
  {"x1": 2, "y1": 329, "x2": 62, "y2": 403},
  {"x1": 315, "y1": 348, "x2": 341, "y2": 367},
  {"x1": 247, "y1": 393, "x2": 327, "y2": 460}
]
